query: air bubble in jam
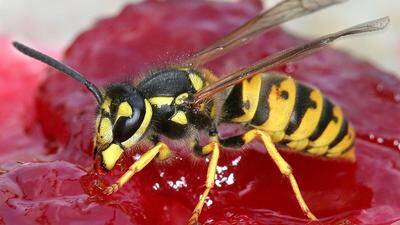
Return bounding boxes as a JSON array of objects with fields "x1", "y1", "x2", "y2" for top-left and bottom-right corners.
[{"x1": 1, "y1": 0, "x2": 400, "y2": 224}]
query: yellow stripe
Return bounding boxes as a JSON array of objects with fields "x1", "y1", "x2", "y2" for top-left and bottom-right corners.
[
  {"x1": 232, "y1": 74, "x2": 262, "y2": 123},
  {"x1": 174, "y1": 93, "x2": 189, "y2": 105},
  {"x1": 256, "y1": 77, "x2": 296, "y2": 133},
  {"x1": 326, "y1": 125, "x2": 355, "y2": 158},
  {"x1": 287, "y1": 139, "x2": 309, "y2": 151},
  {"x1": 188, "y1": 73, "x2": 204, "y2": 91},
  {"x1": 341, "y1": 147, "x2": 356, "y2": 162},
  {"x1": 210, "y1": 103, "x2": 217, "y2": 119},
  {"x1": 310, "y1": 106, "x2": 344, "y2": 147},
  {"x1": 149, "y1": 96, "x2": 174, "y2": 107},
  {"x1": 179, "y1": 67, "x2": 191, "y2": 71},
  {"x1": 202, "y1": 69, "x2": 219, "y2": 84},
  {"x1": 307, "y1": 146, "x2": 329, "y2": 156},
  {"x1": 269, "y1": 131, "x2": 286, "y2": 142},
  {"x1": 287, "y1": 89, "x2": 324, "y2": 141},
  {"x1": 170, "y1": 110, "x2": 188, "y2": 125},
  {"x1": 122, "y1": 99, "x2": 153, "y2": 148}
]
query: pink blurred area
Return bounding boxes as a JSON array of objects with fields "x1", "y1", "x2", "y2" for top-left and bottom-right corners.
[{"x1": 0, "y1": 37, "x2": 58, "y2": 163}]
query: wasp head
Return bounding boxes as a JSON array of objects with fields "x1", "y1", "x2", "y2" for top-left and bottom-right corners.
[{"x1": 94, "y1": 84, "x2": 152, "y2": 171}]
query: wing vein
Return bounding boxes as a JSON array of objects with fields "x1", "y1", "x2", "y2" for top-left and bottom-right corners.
[
  {"x1": 193, "y1": 17, "x2": 390, "y2": 103},
  {"x1": 183, "y1": 0, "x2": 347, "y2": 67}
]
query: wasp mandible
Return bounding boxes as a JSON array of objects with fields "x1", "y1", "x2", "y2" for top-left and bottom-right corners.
[{"x1": 13, "y1": 0, "x2": 389, "y2": 224}]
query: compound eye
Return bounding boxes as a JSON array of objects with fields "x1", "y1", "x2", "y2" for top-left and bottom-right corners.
[{"x1": 113, "y1": 114, "x2": 142, "y2": 143}]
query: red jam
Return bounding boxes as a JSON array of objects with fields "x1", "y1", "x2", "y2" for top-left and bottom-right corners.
[{"x1": 1, "y1": 1, "x2": 400, "y2": 224}]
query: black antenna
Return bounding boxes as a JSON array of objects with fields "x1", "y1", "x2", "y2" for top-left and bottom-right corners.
[{"x1": 12, "y1": 42, "x2": 103, "y2": 105}]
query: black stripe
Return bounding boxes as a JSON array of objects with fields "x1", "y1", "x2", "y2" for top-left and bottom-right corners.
[
  {"x1": 309, "y1": 97, "x2": 335, "y2": 141},
  {"x1": 328, "y1": 118, "x2": 348, "y2": 148},
  {"x1": 137, "y1": 69, "x2": 195, "y2": 97},
  {"x1": 251, "y1": 75, "x2": 286, "y2": 126},
  {"x1": 221, "y1": 84, "x2": 245, "y2": 121},
  {"x1": 324, "y1": 140, "x2": 354, "y2": 157},
  {"x1": 219, "y1": 136, "x2": 245, "y2": 149},
  {"x1": 187, "y1": 69, "x2": 205, "y2": 91},
  {"x1": 279, "y1": 139, "x2": 291, "y2": 145},
  {"x1": 286, "y1": 84, "x2": 317, "y2": 135},
  {"x1": 340, "y1": 142, "x2": 355, "y2": 155}
]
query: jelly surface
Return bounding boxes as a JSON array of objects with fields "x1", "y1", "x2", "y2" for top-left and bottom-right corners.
[{"x1": 1, "y1": 0, "x2": 400, "y2": 224}]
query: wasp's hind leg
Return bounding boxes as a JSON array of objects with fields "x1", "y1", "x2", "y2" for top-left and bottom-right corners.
[
  {"x1": 188, "y1": 137, "x2": 220, "y2": 225},
  {"x1": 242, "y1": 129, "x2": 317, "y2": 221},
  {"x1": 104, "y1": 141, "x2": 172, "y2": 194}
]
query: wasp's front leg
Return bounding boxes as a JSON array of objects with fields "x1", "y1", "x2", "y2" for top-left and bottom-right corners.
[{"x1": 104, "y1": 141, "x2": 172, "y2": 194}]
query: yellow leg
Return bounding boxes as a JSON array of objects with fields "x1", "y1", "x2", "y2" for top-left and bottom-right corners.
[
  {"x1": 188, "y1": 140, "x2": 220, "y2": 225},
  {"x1": 104, "y1": 142, "x2": 171, "y2": 194},
  {"x1": 243, "y1": 129, "x2": 318, "y2": 221}
]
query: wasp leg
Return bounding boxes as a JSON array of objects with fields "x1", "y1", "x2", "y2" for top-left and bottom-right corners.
[
  {"x1": 188, "y1": 139, "x2": 220, "y2": 225},
  {"x1": 242, "y1": 129, "x2": 317, "y2": 221},
  {"x1": 104, "y1": 142, "x2": 172, "y2": 194}
]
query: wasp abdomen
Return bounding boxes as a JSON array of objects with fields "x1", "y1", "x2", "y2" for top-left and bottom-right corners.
[{"x1": 222, "y1": 73, "x2": 355, "y2": 160}]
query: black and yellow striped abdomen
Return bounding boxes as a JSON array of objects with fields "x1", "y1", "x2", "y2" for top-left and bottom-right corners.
[{"x1": 222, "y1": 73, "x2": 355, "y2": 161}]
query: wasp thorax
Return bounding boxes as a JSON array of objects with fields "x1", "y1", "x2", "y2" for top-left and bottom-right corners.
[{"x1": 95, "y1": 84, "x2": 153, "y2": 170}]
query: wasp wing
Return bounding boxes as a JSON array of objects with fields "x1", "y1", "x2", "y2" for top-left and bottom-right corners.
[
  {"x1": 193, "y1": 17, "x2": 390, "y2": 103},
  {"x1": 183, "y1": 0, "x2": 347, "y2": 67}
]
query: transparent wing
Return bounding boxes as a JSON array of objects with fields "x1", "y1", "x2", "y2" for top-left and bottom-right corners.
[
  {"x1": 183, "y1": 0, "x2": 347, "y2": 67},
  {"x1": 193, "y1": 17, "x2": 390, "y2": 103}
]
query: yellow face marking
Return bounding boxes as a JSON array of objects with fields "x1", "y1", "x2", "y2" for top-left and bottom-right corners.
[
  {"x1": 232, "y1": 74, "x2": 262, "y2": 123},
  {"x1": 97, "y1": 117, "x2": 113, "y2": 146},
  {"x1": 149, "y1": 96, "x2": 174, "y2": 108},
  {"x1": 310, "y1": 106, "x2": 344, "y2": 147},
  {"x1": 116, "y1": 101, "x2": 132, "y2": 121},
  {"x1": 256, "y1": 77, "x2": 296, "y2": 132},
  {"x1": 326, "y1": 125, "x2": 355, "y2": 158},
  {"x1": 188, "y1": 73, "x2": 204, "y2": 91},
  {"x1": 101, "y1": 144, "x2": 124, "y2": 170},
  {"x1": 175, "y1": 93, "x2": 189, "y2": 105},
  {"x1": 170, "y1": 110, "x2": 188, "y2": 125},
  {"x1": 287, "y1": 89, "x2": 324, "y2": 141},
  {"x1": 121, "y1": 99, "x2": 153, "y2": 148},
  {"x1": 101, "y1": 97, "x2": 112, "y2": 113}
]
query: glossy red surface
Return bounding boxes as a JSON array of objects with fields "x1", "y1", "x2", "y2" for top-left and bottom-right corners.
[{"x1": 1, "y1": 0, "x2": 400, "y2": 224}]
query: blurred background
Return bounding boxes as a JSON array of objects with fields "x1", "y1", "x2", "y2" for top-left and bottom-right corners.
[{"x1": 0, "y1": 0, "x2": 399, "y2": 74}]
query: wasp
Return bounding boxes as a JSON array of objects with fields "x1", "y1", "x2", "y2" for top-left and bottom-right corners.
[{"x1": 13, "y1": 0, "x2": 389, "y2": 223}]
